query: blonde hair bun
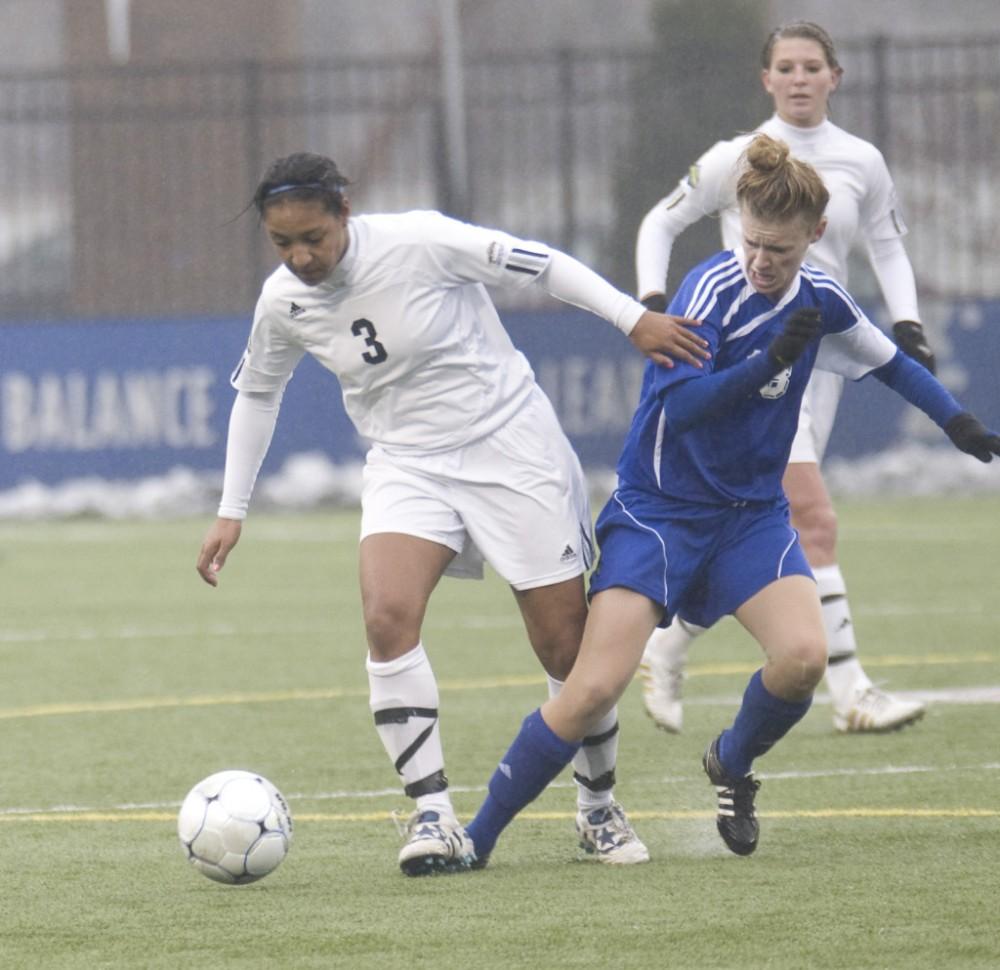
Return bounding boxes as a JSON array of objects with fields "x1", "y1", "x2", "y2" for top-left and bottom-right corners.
[
  {"x1": 736, "y1": 134, "x2": 829, "y2": 226},
  {"x1": 745, "y1": 134, "x2": 790, "y2": 174}
]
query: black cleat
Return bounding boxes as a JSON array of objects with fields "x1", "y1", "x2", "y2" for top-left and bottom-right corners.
[{"x1": 702, "y1": 735, "x2": 761, "y2": 856}]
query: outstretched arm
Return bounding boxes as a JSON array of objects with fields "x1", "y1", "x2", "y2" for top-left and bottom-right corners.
[
  {"x1": 541, "y1": 249, "x2": 710, "y2": 369},
  {"x1": 872, "y1": 351, "x2": 1000, "y2": 462}
]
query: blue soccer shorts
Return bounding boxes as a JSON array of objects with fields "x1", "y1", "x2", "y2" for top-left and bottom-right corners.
[{"x1": 588, "y1": 486, "x2": 813, "y2": 628}]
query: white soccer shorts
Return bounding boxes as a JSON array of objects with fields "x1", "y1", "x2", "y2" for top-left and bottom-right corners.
[
  {"x1": 788, "y1": 368, "x2": 846, "y2": 465},
  {"x1": 360, "y1": 387, "x2": 594, "y2": 591}
]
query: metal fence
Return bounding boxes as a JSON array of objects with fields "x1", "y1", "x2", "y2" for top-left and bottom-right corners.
[{"x1": 1, "y1": 34, "x2": 998, "y2": 322}]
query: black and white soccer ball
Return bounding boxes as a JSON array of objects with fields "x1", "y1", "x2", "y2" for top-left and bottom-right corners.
[{"x1": 177, "y1": 770, "x2": 293, "y2": 884}]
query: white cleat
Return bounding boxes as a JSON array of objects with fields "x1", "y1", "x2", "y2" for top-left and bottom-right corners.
[
  {"x1": 833, "y1": 686, "x2": 926, "y2": 734},
  {"x1": 397, "y1": 809, "x2": 475, "y2": 876},
  {"x1": 639, "y1": 647, "x2": 685, "y2": 734},
  {"x1": 576, "y1": 802, "x2": 650, "y2": 864}
]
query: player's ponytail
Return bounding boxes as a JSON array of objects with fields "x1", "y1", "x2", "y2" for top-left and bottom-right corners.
[{"x1": 736, "y1": 134, "x2": 829, "y2": 228}]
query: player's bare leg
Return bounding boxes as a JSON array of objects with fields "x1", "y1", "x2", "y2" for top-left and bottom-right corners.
[
  {"x1": 514, "y1": 580, "x2": 650, "y2": 863},
  {"x1": 702, "y1": 576, "x2": 826, "y2": 856},
  {"x1": 360, "y1": 534, "x2": 471, "y2": 874}
]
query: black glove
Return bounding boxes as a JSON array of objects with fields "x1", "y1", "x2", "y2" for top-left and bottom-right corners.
[
  {"x1": 944, "y1": 412, "x2": 1000, "y2": 463},
  {"x1": 640, "y1": 293, "x2": 668, "y2": 314},
  {"x1": 769, "y1": 308, "x2": 822, "y2": 367},
  {"x1": 893, "y1": 320, "x2": 936, "y2": 374}
]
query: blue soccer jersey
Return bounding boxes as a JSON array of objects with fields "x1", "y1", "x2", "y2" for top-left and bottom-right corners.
[{"x1": 616, "y1": 249, "x2": 898, "y2": 505}]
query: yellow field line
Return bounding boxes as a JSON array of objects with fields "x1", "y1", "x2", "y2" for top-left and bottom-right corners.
[
  {"x1": 0, "y1": 676, "x2": 544, "y2": 720},
  {"x1": 0, "y1": 655, "x2": 995, "y2": 721},
  {"x1": 1, "y1": 807, "x2": 996, "y2": 824}
]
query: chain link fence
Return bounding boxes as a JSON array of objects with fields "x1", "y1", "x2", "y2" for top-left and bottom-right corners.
[{"x1": 1, "y1": 34, "x2": 998, "y2": 322}]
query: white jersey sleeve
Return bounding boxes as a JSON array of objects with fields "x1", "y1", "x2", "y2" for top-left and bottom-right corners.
[
  {"x1": 859, "y1": 147, "x2": 908, "y2": 243},
  {"x1": 231, "y1": 290, "x2": 307, "y2": 394},
  {"x1": 384, "y1": 213, "x2": 644, "y2": 330},
  {"x1": 542, "y1": 250, "x2": 644, "y2": 334},
  {"x1": 384, "y1": 210, "x2": 554, "y2": 293},
  {"x1": 217, "y1": 388, "x2": 282, "y2": 519},
  {"x1": 865, "y1": 235, "x2": 921, "y2": 323},
  {"x1": 806, "y1": 266, "x2": 898, "y2": 379},
  {"x1": 857, "y1": 152, "x2": 921, "y2": 323},
  {"x1": 815, "y1": 319, "x2": 898, "y2": 380},
  {"x1": 635, "y1": 136, "x2": 745, "y2": 298}
]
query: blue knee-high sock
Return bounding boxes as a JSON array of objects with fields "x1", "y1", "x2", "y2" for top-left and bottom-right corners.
[
  {"x1": 718, "y1": 669, "x2": 812, "y2": 778},
  {"x1": 466, "y1": 708, "x2": 580, "y2": 860}
]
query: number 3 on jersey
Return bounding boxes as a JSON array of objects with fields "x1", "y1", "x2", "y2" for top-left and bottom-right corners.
[{"x1": 351, "y1": 318, "x2": 389, "y2": 364}]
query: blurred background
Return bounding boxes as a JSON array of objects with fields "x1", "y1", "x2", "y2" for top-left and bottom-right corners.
[{"x1": 2, "y1": 0, "x2": 999, "y2": 515}]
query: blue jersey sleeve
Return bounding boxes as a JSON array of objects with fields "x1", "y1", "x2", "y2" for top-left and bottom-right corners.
[
  {"x1": 870, "y1": 350, "x2": 964, "y2": 428},
  {"x1": 661, "y1": 353, "x2": 781, "y2": 433},
  {"x1": 646, "y1": 251, "x2": 738, "y2": 401}
]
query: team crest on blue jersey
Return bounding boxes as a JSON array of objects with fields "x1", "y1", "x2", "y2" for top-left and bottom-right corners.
[
  {"x1": 747, "y1": 349, "x2": 791, "y2": 399},
  {"x1": 760, "y1": 366, "x2": 791, "y2": 399}
]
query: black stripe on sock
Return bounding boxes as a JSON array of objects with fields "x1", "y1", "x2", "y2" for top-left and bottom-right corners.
[
  {"x1": 404, "y1": 769, "x2": 449, "y2": 799},
  {"x1": 573, "y1": 769, "x2": 616, "y2": 792},
  {"x1": 394, "y1": 723, "x2": 436, "y2": 774},
  {"x1": 373, "y1": 706, "x2": 438, "y2": 725},
  {"x1": 581, "y1": 721, "x2": 619, "y2": 747}
]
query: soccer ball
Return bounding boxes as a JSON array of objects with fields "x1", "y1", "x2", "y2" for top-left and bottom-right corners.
[{"x1": 177, "y1": 770, "x2": 293, "y2": 885}]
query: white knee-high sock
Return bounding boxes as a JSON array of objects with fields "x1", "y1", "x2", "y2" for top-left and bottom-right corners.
[
  {"x1": 644, "y1": 616, "x2": 706, "y2": 666},
  {"x1": 547, "y1": 675, "x2": 617, "y2": 814},
  {"x1": 814, "y1": 564, "x2": 872, "y2": 710},
  {"x1": 367, "y1": 643, "x2": 453, "y2": 816}
]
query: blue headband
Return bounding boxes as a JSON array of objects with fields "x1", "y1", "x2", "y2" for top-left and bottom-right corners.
[{"x1": 266, "y1": 181, "x2": 328, "y2": 197}]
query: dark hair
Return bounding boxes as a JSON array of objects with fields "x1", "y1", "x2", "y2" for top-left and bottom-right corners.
[
  {"x1": 736, "y1": 134, "x2": 829, "y2": 227},
  {"x1": 761, "y1": 21, "x2": 839, "y2": 70},
  {"x1": 253, "y1": 152, "x2": 350, "y2": 216}
]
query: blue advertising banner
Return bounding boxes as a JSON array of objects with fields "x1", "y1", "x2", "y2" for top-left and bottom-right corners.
[{"x1": 1, "y1": 303, "x2": 997, "y2": 491}]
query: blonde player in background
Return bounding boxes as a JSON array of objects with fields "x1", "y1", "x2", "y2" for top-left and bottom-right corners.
[
  {"x1": 196, "y1": 152, "x2": 710, "y2": 875},
  {"x1": 635, "y1": 21, "x2": 933, "y2": 734}
]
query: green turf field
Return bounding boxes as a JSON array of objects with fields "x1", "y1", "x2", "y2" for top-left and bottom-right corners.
[{"x1": 1, "y1": 496, "x2": 998, "y2": 969}]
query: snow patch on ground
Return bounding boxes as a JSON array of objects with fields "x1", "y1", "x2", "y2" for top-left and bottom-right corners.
[{"x1": 1, "y1": 445, "x2": 996, "y2": 520}]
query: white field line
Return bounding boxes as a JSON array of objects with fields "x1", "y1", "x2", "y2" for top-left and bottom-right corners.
[
  {"x1": 3, "y1": 762, "x2": 1000, "y2": 820},
  {"x1": 687, "y1": 686, "x2": 1000, "y2": 707},
  {"x1": 1, "y1": 671, "x2": 999, "y2": 723},
  {"x1": 0, "y1": 615, "x2": 523, "y2": 645}
]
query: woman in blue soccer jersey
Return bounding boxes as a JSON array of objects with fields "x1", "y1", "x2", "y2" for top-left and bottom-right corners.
[
  {"x1": 195, "y1": 152, "x2": 710, "y2": 875},
  {"x1": 638, "y1": 21, "x2": 932, "y2": 735},
  {"x1": 462, "y1": 134, "x2": 1000, "y2": 864}
]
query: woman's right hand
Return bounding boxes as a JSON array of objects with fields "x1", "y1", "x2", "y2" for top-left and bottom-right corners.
[{"x1": 196, "y1": 517, "x2": 243, "y2": 587}]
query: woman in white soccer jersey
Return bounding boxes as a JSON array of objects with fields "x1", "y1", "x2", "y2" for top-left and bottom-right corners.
[
  {"x1": 195, "y1": 152, "x2": 710, "y2": 875},
  {"x1": 636, "y1": 21, "x2": 934, "y2": 734},
  {"x1": 461, "y1": 134, "x2": 999, "y2": 865}
]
